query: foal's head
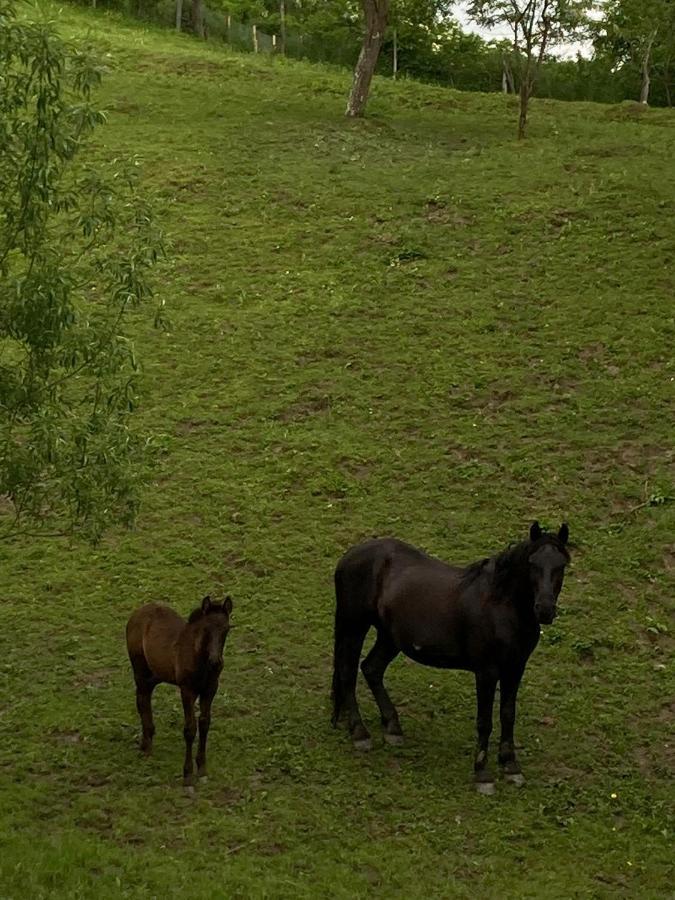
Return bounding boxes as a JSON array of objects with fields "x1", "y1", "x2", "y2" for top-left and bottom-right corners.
[
  {"x1": 526, "y1": 521, "x2": 570, "y2": 625},
  {"x1": 188, "y1": 595, "x2": 233, "y2": 666}
]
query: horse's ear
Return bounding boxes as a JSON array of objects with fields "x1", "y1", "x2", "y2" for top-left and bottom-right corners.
[
  {"x1": 529, "y1": 521, "x2": 542, "y2": 542},
  {"x1": 223, "y1": 595, "x2": 233, "y2": 615},
  {"x1": 558, "y1": 523, "x2": 569, "y2": 546},
  {"x1": 201, "y1": 595, "x2": 212, "y2": 614}
]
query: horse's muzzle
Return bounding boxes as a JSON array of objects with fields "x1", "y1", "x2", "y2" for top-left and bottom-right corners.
[{"x1": 534, "y1": 603, "x2": 557, "y2": 625}]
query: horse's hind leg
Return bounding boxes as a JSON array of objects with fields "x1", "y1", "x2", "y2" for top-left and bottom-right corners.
[
  {"x1": 361, "y1": 631, "x2": 403, "y2": 745},
  {"x1": 130, "y1": 655, "x2": 156, "y2": 755},
  {"x1": 334, "y1": 622, "x2": 372, "y2": 750}
]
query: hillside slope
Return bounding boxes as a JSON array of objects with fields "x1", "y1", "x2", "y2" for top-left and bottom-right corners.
[{"x1": 0, "y1": 5, "x2": 673, "y2": 898}]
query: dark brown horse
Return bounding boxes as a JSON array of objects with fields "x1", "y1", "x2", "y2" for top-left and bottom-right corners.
[
  {"x1": 331, "y1": 522, "x2": 570, "y2": 793},
  {"x1": 126, "y1": 595, "x2": 233, "y2": 790}
]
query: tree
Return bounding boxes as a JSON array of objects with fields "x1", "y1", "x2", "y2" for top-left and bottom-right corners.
[
  {"x1": 191, "y1": 0, "x2": 205, "y2": 37},
  {"x1": 0, "y1": 2, "x2": 163, "y2": 539},
  {"x1": 469, "y1": 1, "x2": 591, "y2": 137},
  {"x1": 594, "y1": 0, "x2": 675, "y2": 105},
  {"x1": 346, "y1": 0, "x2": 390, "y2": 116}
]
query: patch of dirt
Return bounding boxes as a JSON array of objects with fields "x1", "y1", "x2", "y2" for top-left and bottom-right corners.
[
  {"x1": 112, "y1": 99, "x2": 143, "y2": 115},
  {"x1": 50, "y1": 729, "x2": 82, "y2": 744},
  {"x1": 274, "y1": 392, "x2": 332, "y2": 423},
  {"x1": 73, "y1": 668, "x2": 115, "y2": 690},
  {"x1": 618, "y1": 443, "x2": 670, "y2": 471},
  {"x1": 339, "y1": 458, "x2": 372, "y2": 480},
  {"x1": 213, "y1": 787, "x2": 244, "y2": 807},
  {"x1": 174, "y1": 59, "x2": 228, "y2": 77},
  {"x1": 424, "y1": 204, "x2": 475, "y2": 227},
  {"x1": 658, "y1": 700, "x2": 674, "y2": 724},
  {"x1": 223, "y1": 551, "x2": 269, "y2": 579},
  {"x1": 578, "y1": 341, "x2": 605, "y2": 363},
  {"x1": 175, "y1": 418, "x2": 218, "y2": 435},
  {"x1": 258, "y1": 842, "x2": 287, "y2": 856}
]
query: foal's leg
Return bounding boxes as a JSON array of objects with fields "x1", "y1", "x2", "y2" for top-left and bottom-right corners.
[
  {"x1": 361, "y1": 631, "x2": 403, "y2": 745},
  {"x1": 196, "y1": 688, "x2": 216, "y2": 780},
  {"x1": 181, "y1": 686, "x2": 198, "y2": 790},
  {"x1": 498, "y1": 668, "x2": 525, "y2": 786},
  {"x1": 474, "y1": 670, "x2": 498, "y2": 795},
  {"x1": 130, "y1": 655, "x2": 157, "y2": 755},
  {"x1": 135, "y1": 682, "x2": 157, "y2": 755}
]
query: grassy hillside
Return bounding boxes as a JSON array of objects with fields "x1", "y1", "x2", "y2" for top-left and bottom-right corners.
[{"x1": 0, "y1": 5, "x2": 673, "y2": 897}]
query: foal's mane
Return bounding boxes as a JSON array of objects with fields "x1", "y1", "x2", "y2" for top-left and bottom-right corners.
[
  {"x1": 460, "y1": 533, "x2": 569, "y2": 594},
  {"x1": 187, "y1": 605, "x2": 225, "y2": 624}
]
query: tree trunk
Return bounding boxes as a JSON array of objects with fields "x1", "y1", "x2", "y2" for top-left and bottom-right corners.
[
  {"x1": 502, "y1": 54, "x2": 515, "y2": 94},
  {"x1": 346, "y1": 0, "x2": 390, "y2": 118},
  {"x1": 175, "y1": 0, "x2": 183, "y2": 32},
  {"x1": 191, "y1": 0, "x2": 205, "y2": 39},
  {"x1": 280, "y1": 0, "x2": 286, "y2": 55},
  {"x1": 640, "y1": 30, "x2": 657, "y2": 104},
  {"x1": 518, "y1": 78, "x2": 532, "y2": 139}
]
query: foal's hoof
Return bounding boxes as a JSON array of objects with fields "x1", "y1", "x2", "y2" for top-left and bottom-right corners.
[
  {"x1": 199, "y1": 775, "x2": 208, "y2": 783},
  {"x1": 384, "y1": 732, "x2": 405, "y2": 747},
  {"x1": 475, "y1": 781, "x2": 496, "y2": 796},
  {"x1": 353, "y1": 736, "x2": 373, "y2": 752},
  {"x1": 184, "y1": 784, "x2": 196, "y2": 796},
  {"x1": 504, "y1": 773, "x2": 525, "y2": 787}
]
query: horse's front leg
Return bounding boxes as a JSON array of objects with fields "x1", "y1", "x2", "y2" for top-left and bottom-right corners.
[
  {"x1": 474, "y1": 670, "x2": 497, "y2": 795},
  {"x1": 498, "y1": 668, "x2": 525, "y2": 786},
  {"x1": 181, "y1": 686, "x2": 198, "y2": 792},
  {"x1": 196, "y1": 689, "x2": 216, "y2": 780}
]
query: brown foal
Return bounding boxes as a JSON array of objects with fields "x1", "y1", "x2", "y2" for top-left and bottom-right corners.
[{"x1": 126, "y1": 595, "x2": 233, "y2": 789}]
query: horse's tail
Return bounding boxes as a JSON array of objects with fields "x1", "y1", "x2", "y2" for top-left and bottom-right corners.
[
  {"x1": 331, "y1": 548, "x2": 390, "y2": 727},
  {"x1": 331, "y1": 566, "x2": 347, "y2": 728}
]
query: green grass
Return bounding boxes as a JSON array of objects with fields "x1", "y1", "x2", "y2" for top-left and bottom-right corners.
[{"x1": 1, "y1": 4, "x2": 674, "y2": 897}]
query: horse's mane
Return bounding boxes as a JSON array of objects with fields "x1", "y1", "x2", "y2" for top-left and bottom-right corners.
[
  {"x1": 187, "y1": 602, "x2": 229, "y2": 624},
  {"x1": 460, "y1": 534, "x2": 569, "y2": 594},
  {"x1": 187, "y1": 607, "x2": 206, "y2": 623}
]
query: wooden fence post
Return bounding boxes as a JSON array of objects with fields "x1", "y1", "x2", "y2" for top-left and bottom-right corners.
[{"x1": 252, "y1": 24, "x2": 258, "y2": 53}]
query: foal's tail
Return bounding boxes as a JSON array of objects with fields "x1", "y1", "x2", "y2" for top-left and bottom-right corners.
[{"x1": 331, "y1": 549, "x2": 390, "y2": 727}]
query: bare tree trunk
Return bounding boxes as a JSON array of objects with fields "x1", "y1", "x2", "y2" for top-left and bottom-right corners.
[
  {"x1": 346, "y1": 0, "x2": 390, "y2": 118},
  {"x1": 280, "y1": 0, "x2": 286, "y2": 55},
  {"x1": 640, "y1": 30, "x2": 657, "y2": 104},
  {"x1": 518, "y1": 77, "x2": 532, "y2": 139},
  {"x1": 191, "y1": 0, "x2": 205, "y2": 39},
  {"x1": 502, "y1": 53, "x2": 515, "y2": 93},
  {"x1": 393, "y1": 28, "x2": 398, "y2": 79},
  {"x1": 175, "y1": 0, "x2": 183, "y2": 32}
]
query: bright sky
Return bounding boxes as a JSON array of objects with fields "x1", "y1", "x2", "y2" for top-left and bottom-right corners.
[{"x1": 453, "y1": 2, "x2": 597, "y2": 59}]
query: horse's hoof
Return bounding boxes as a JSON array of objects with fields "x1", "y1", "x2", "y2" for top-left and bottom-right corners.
[
  {"x1": 504, "y1": 773, "x2": 525, "y2": 787},
  {"x1": 184, "y1": 785, "x2": 196, "y2": 796},
  {"x1": 199, "y1": 775, "x2": 208, "y2": 783},
  {"x1": 353, "y1": 737, "x2": 373, "y2": 752},
  {"x1": 384, "y1": 732, "x2": 404, "y2": 746},
  {"x1": 475, "y1": 781, "x2": 496, "y2": 796}
]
